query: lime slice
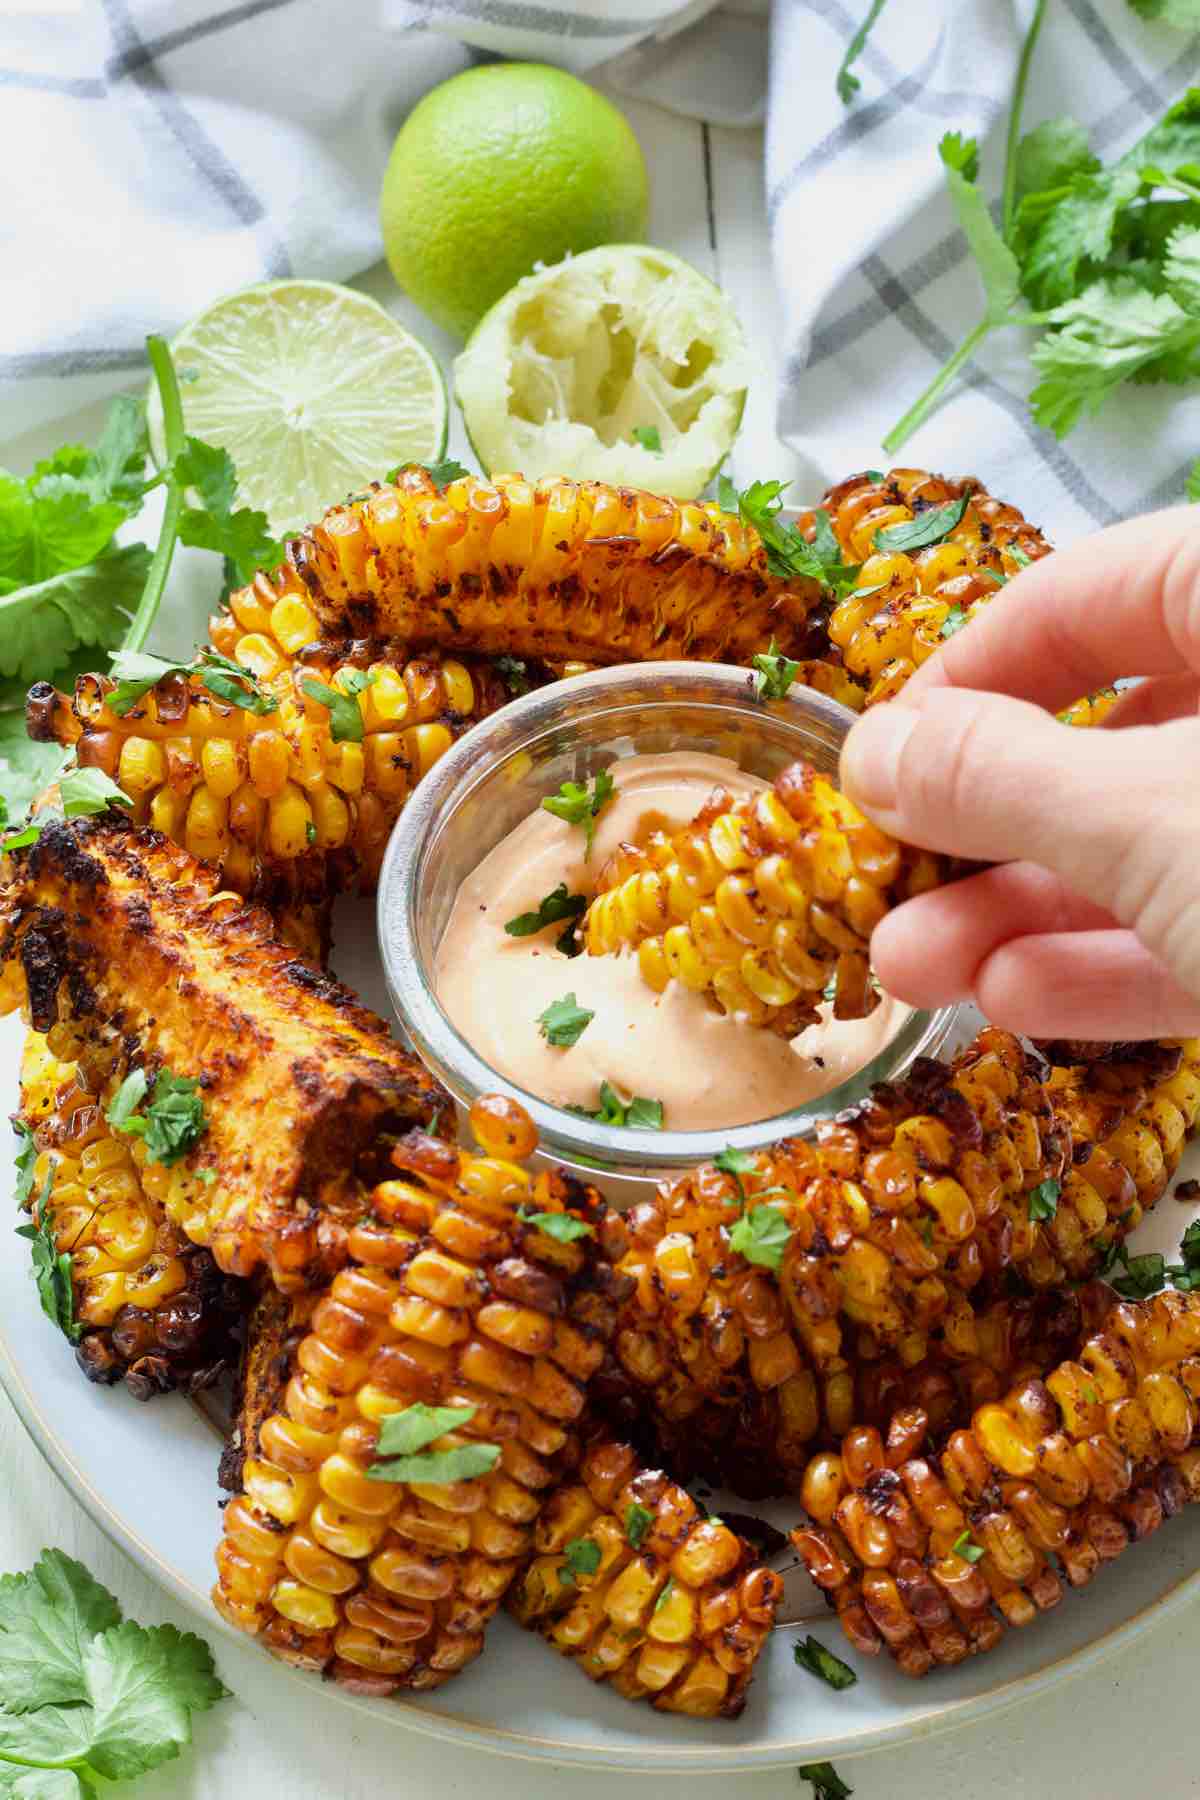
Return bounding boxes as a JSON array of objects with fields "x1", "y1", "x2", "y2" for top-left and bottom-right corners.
[
  {"x1": 453, "y1": 246, "x2": 749, "y2": 500},
  {"x1": 148, "y1": 280, "x2": 447, "y2": 533}
]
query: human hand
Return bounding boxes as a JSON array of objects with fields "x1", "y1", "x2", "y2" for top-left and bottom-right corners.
[{"x1": 839, "y1": 506, "x2": 1200, "y2": 1039}]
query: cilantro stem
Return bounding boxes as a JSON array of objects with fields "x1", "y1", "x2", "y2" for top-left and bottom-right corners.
[
  {"x1": 122, "y1": 335, "x2": 186, "y2": 656},
  {"x1": 1001, "y1": 0, "x2": 1049, "y2": 240},
  {"x1": 881, "y1": 319, "x2": 990, "y2": 455}
]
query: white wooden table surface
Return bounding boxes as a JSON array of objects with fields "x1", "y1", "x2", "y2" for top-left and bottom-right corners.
[{"x1": 3, "y1": 92, "x2": 1198, "y2": 1800}]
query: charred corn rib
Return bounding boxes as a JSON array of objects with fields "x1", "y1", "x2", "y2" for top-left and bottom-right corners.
[
  {"x1": 263, "y1": 467, "x2": 822, "y2": 667},
  {"x1": 606, "y1": 1030, "x2": 1200, "y2": 1498},
  {"x1": 585, "y1": 759, "x2": 948, "y2": 1029},
  {"x1": 807, "y1": 468, "x2": 1051, "y2": 710},
  {"x1": 791, "y1": 1289, "x2": 1200, "y2": 1675},
  {"x1": 27, "y1": 644, "x2": 514, "y2": 906},
  {"x1": 0, "y1": 818, "x2": 444, "y2": 1289},
  {"x1": 507, "y1": 1438, "x2": 781, "y2": 1717},
  {"x1": 18, "y1": 1031, "x2": 247, "y2": 1396},
  {"x1": 214, "y1": 1097, "x2": 635, "y2": 1695}
]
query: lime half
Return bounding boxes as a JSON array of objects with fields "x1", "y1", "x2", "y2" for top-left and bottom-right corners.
[
  {"x1": 453, "y1": 246, "x2": 749, "y2": 500},
  {"x1": 148, "y1": 280, "x2": 447, "y2": 533}
]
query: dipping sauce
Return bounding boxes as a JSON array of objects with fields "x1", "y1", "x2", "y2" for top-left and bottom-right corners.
[{"x1": 433, "y1": 753, "x2": 912, "y2": 1132}]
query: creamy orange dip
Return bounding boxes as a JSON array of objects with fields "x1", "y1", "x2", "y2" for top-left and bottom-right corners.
[{"x1": 433, "y1": 753, "x2": 912, "y2": 1132}]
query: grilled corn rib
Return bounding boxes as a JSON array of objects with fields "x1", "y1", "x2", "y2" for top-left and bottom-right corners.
[
  {"x1": 214, "y1": 1097, "x2": 635, "y2": 1693},
  {"x1": 18, "y1": 1030, "x2": 247, "y2": 1395},
  {"x1": 585, "y1": 759, "x2": 949, "y2": 1029},
  {"x1": 260, "y1": 467, "x2": 823, "y2": 667},
  {"x1": 791, "y1": 1289, "x2": 1200, "y2": 1675},
  {"x1": 605, "y1": 1029, "x2": 1200, "y2": 1497},
  {"x1": 804, "y1": 468, "x2": 1052, "y2": 710},
  {"x1": 27, "y1": 645, "x2": 519, "y2": 908},
  {"x1": 507, "y1": 1438, "x2": 781, "y2": 1716},
  {"x1": 0, "y1": 818, "x2": 444, "y2": 1289}
]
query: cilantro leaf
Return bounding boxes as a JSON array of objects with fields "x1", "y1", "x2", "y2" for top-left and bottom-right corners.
[
  {"x1": 836, "y1": 0, "x2": 887, "y2": 104},
  {"x1": 719, "y1": 478, "x2": 862, "y2": 595},
  {"x1": 1106, "y1": 1244, "x2": 1167, "y2": 1300},
  {"x1": 107, "y1": 647, "x2": 276, "y2": 719},
  {"x1": 504, "y1": 884, "x2": 587, "y2": 948},
  {"x1": 938, "y1": 133, "x2": 1022, "y2": 326},
  {"x1": 106, "y1": 1067, "x2": 206, "y2": 1167},
  {"x1": 495, "y1": 655, "x2": 529, "y2": 697},
  {"x1": 367, "y1": 1443, "x2": 501, "y2": 1485},
  {"x1": 0, "y1": 545, "x2": 151, "y2": 687},
  {"x1": 0, "y1": 728, "x2": 68, "y2": 827},
  {"x1": 798, "y1": 1763, "x2": 853, "y2": 1800},
  {"x1": 1012, "y1": 116, "x2": 1098, "y2": 214},
  {"x1": 560, "y1": 1538, "x2": 602, "y2": 1586},
  {"x1": 1165, "y1": 1218, "x2": 1200, "y2": 1292},
  {"x1": 537, "y1": 993, "x2": 594, "y2": 1048},
  {"x1": 15, "y1": 1174, "x2": 80, "y2": 1343},
  {"x1": 46, "y1": 1619, "x2": 224, "y2": 1782},
  {"x1": 1028, "y1": 1177, "x2": 1060, "y2": 1223},
  {"x1": 0, "y1": 1553, "x2": 120, "y2": 1715},
  {"x1": 86, "y1": 396, "x2": 149, "y2": 508},
  {"x1": 59, "y1": 768, "x2": 131, "y2": 819},
  {"x1": 874, "y1": 495, "x2": 970, "y2": 553},
  {"x1": 1126, "y1": 0, "x2": 1200, "y2": 19},
  {"x1": 951, "y1": 1530, "x2": 985, "y2": 1564},
  {"x1": 568, "y1": 1083, "x2": 664, "y2": 1130},
  {"x1": 386, "y1": 459, "x2": 470, "y2": 489},
  {"x1": 0, "y1": 1769, "x2": 97, "y2": 1798},
  {"x1": 540, "y1": 769, "x2": 614, "y2": 858},
  {"x1": 729, "y1": 1204, "x2": 792, "y2": 1272},
  {"x1": 653, "y1": 1576, "x2": 675, "y2": 1613},
  {"x1": 372, "y1": 1403, "x2": 480, "y2": 1458},
  {"x1": 516, "y1": 1206, "x2": 595, "y2": 1242},
  {"x1": 940, "y1": 605, "x2": 969, "y2": 638},
  {"x1": 625, "y1": 1503, "x2": 654, "y2": 1549},
  {"x1": 751, "y1": 639, "x2": 801, "y2": 702},
  {"x1": 793, "y1": 1634, "x2": 857, "y2": 1690},
  {"x1": 299, "y1": 672, "x2": 375, "y2": 744},
  {"x1": 178, "y1": 504, "x2": 282, "y2": 587},
  {"x1": 11, "y1": 1121, "x2": 36, "y2": 1210},
  {"x1": 631, "y1": 426, "x2": 662, "y2": 453}
]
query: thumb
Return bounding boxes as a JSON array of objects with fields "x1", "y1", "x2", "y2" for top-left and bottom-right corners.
[{"x1": 840, "y1": 689, "x2": 1200, "y2": 996}]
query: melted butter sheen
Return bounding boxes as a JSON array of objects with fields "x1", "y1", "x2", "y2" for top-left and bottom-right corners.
[{"x1": 433, "y1": 753, "x2": 912, "y2": 1132}]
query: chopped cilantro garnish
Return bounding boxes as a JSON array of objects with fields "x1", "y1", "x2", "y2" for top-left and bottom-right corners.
[
  {"x1": 299, "y1": 669, "x2": 376, "y2": 743},
  {"x1": 367, "y1": 1401, "x2": 501, "y2": 1484},
  {"x1": 625, "y1": 1503, "x2": 654, "y2": 1549},
  {"x1": 750, "y1": 638, "x2": 802, "y2": 701},
  {"x1": 516, "y1": 1206, "x2": 594, "y2": 1243},
  {"x1": 16, "y1": 1169, "x2": 80, "y2": 1342},
  {"x1": 536, "y1": 992, "x2": 595, "y2": 1048},
  {"x1": 106, "y1": 1065, "x2": 207, "y2": 1167},
  {"x1": 951, "y1": 1529, "x2": 985, "y2": 1564},
  {"x1": 798, "y1": 1763, "x2": 854, "y2": 1800},
  {"x1": 568, "y1": 1081, "x2": 664, "y2": 1130},
  {"x1": 632, "y1": 425, "x2": 663, "y2": 452},
  {"x1": 505, "y1": 883, "x2": 587, "y2": 955},
  {"x1": 793, "y1": 1634, "x2": 858, "y2": 1690},
  {"x1": 1028, "y1": 1177, "x2": 1061, "y2": 1223},
  {"x1": 560, "y1": 1538, "x2": 602, "y2": 1585},
  {"x1": 873, "y1": 495, "x2": 970, "y2": 554},
  {"x1": 729, "y1": 1204, "x2": 793, "y2": 1272},
  {"x1": 540, "y1": 768, "x2": 615, "y2": 858}
]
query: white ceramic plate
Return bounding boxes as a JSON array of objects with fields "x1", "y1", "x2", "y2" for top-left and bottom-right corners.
[{"x1": 2, "y1": 916, "x2": 1199, "y2": 1773}]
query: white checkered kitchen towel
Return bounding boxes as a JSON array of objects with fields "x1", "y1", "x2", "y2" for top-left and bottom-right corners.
[{"x1": 3, "y1": 0, "x2": 1198, "y2": 541}]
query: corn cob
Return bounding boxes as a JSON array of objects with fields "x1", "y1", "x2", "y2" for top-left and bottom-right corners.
[
  {"x1": 258, "y1": 467, "x2": 822, "y2": 667},
  {"x1": 506, "y1": 1437, "x2": 781, "y2": 1716},
  {"x1": 214, "y1": 1096, "x2": 636, "y2": 1694},
  {"x1": 0, "y1": 817, "x2": 445, "y2": 1289},
  {"x1": 791, "y1": 1288, "x2": 1200, "y2": 1675},
  {"x1": 26, "y1": 644, "x2": 517, "y2": 907},
  {"x1": 605, "y1": 1029, "x2": 1200, "y2": 1498},
  {"x1": 803, "y1": 468, "x2": 1052, "y2": 710},
  {"x1": 18, "y1": 1030, "x2": 247, "y2": 1395},
  {"x1": 585, "y1": 759, "x2": 948, "y2": 1029}
]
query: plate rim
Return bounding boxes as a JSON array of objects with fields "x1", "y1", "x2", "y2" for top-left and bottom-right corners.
[{"x1": 3, "y1": 1318, "x2": 1199, "y2": 1773}]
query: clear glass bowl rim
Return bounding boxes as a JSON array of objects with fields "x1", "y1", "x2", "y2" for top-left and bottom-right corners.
[{"x1": 377, "y1": 661, "x2": 962, "y2": 1179}]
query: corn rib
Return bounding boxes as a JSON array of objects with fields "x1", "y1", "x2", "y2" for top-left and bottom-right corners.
[
  {"x1": 791, "y1": 1289, "x2": 1200, "y2": 1675},
  {"x1": 585, "y1": 759, "x2": 949, "y2": 1028},
  {"x1": 507, "y1": 1438, "x2": 781, "y2": 1716},
  {"x1": 18, "y1": 1030, "x2": 248, "y2": 1395},
  {"x1": 604, "y1": 1029, "x2": 1200, "y2": 1497},
  {"x1": 0, "y1": 818, "x2": 444, "y2": 1289}
]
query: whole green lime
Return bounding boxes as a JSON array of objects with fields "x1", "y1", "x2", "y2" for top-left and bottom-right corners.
[{"x1": 380, "y1": 63, "x2": 649, "y2": 340}]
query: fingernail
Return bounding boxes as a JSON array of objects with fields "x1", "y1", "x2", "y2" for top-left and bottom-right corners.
[{"x1": 840, "y1": 705, "x2": 917, "y2": 813}]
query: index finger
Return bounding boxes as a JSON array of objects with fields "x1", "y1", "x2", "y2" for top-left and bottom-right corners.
[{"x1": 901, "y1": 503, "x2": 1200, "y2": 711}]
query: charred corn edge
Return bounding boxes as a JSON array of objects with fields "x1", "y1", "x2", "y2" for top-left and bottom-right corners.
[{"x1": 790, "y1": 1289, "x2": 1200, "y2": 1674}]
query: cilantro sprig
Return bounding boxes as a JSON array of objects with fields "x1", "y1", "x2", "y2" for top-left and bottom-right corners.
[
  {"x1": 750, "y1": 639, "x2": 801, "y2": 702},
  {"x1": 16, "y1": 1170, "x2": 80, "y2": 1343},
  {"x1": 717, "y1": 477, "x2": 862, "y2": 596},
  {"x1": 11, "y1": 1119, "x2": 37, "y2": 1209},
  {"x1": 729, "y1": 1204, "x2": 793, "y2": 1272},
  {"x1": 1, "y1": 769, "x2": 133, "y2": 855},
  {"x1": 836, "y1": 0, "x2": 887, "y2": 105},
  {"x1": 0, "y1": 1548, "x2": 225, "y2": 1796},
  {"x1": 567, "y1": 1082, "x2": 664, "y2": 1131},
  {"x1": 105, "y1": 1067, "x2": 206, "y2": 1168},
  {"x1": 884, "y1": 12, "x2": 1200, "y2": 450},
  {"x1": 540, "y1": 768, "x2": 615, "y2": 858},
  {"x1": 504, "y1": 883, "x2": 586, "y2": 956},
  {"x1": 107, "y1": 647, "x2": 277, "y2": 719}
]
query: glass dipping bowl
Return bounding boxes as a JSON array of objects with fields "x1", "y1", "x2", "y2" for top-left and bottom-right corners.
[{"x1": 377, "y1": 662, "x2": 961, "y2": 1198}]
